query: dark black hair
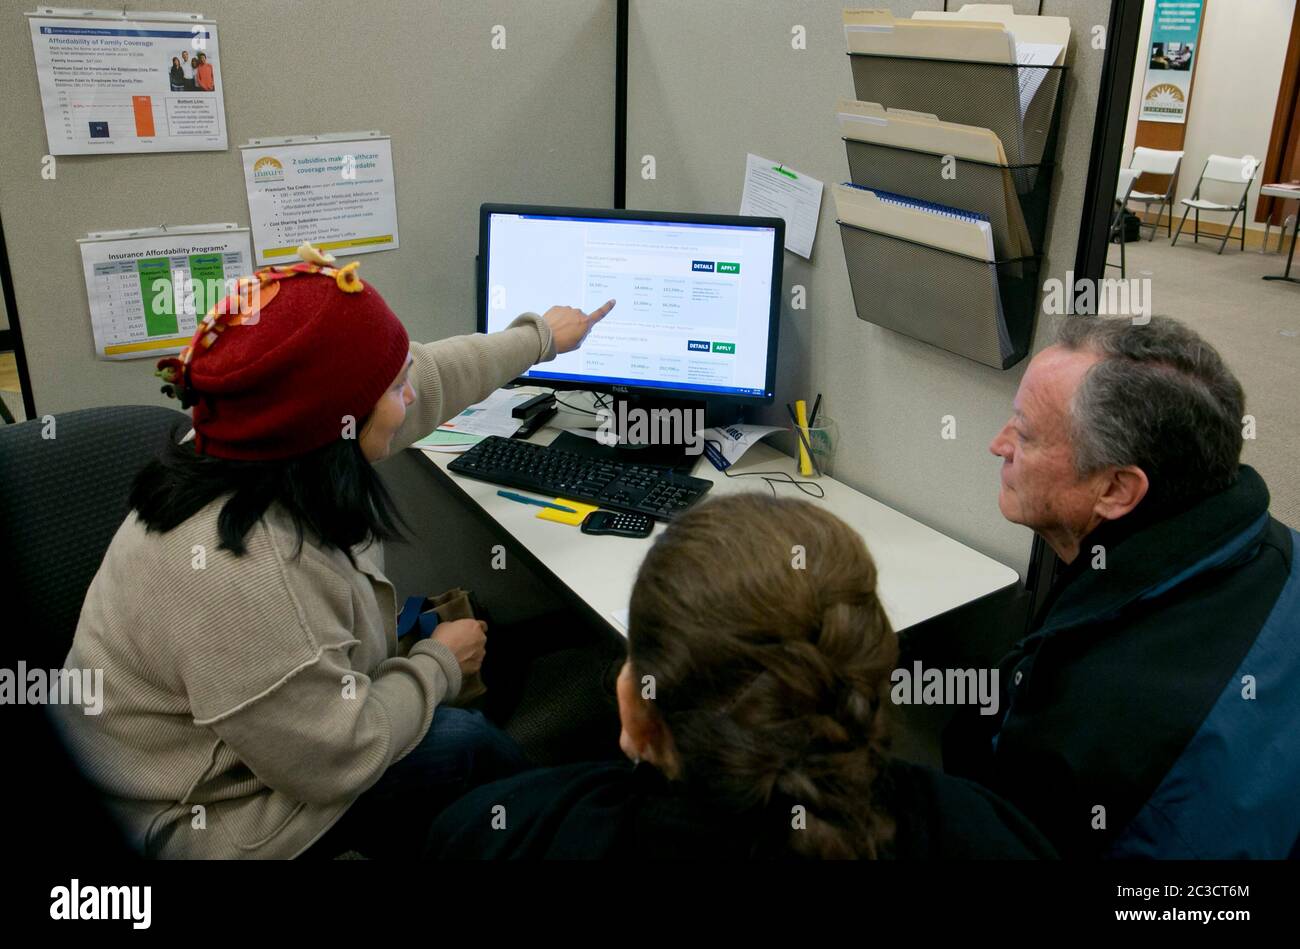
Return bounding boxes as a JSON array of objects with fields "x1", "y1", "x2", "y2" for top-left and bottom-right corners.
[{"x1": 129, "y1": 430, "x2": 406, "y2": 563}]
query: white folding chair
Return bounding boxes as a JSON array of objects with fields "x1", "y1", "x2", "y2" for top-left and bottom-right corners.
[
  {"x1": 1127, "y1": 147, "x2": 1183, "y2": 240},
  {"x1": 1171, "y1": 154, "x2": 1259, "y2": 254},
  {"x1": 1108, "y1": 168, "x2": 1141, "y2": 277}
]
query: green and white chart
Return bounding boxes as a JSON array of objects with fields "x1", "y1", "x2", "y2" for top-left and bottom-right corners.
[{"x1": 78, "y1": 224, "x2": 253, "y2": 360}]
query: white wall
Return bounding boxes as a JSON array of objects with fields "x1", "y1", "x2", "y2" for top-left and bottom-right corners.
[
  {"x1": 0, "y1": 0, "x2": 614, "y2": 415},
  {"x1": 1123, "y1": 0, "x2": 1295, "y2": 229},
  {"x1": 627, "y1": 0, "x2": 1116, "y2": 578}
]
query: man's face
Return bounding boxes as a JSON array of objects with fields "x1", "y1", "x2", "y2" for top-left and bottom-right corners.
[{"x1": 989, "y1": 345, "x2": 1105, "y2": 546}]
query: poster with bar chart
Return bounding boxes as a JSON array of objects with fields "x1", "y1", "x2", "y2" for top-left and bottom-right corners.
[
  {"x1": 28, "y1": 11, "x2": 227, "y2": 155},
  {"x1": 78, "y1": 226, "x2": 253, "y2": 360}
]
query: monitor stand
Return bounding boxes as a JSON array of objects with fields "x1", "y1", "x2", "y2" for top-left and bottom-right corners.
[{"x1": 550, "y1": 394, "x2": 709, "y2": 473}]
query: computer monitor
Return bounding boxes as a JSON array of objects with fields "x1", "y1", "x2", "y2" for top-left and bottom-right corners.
[{"x1": 478, "y1": 204, "x2": 783, "y2": 404}]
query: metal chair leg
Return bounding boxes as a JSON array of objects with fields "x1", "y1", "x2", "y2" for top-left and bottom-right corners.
[
  {"x1": 1146, "y1": 200, "x2": 1162, "y2": 241},
  {"x1": 1194, "y1": 208, "x2": 1199, "y2": 243},
  {"x1": 1120, "y1": 229, "x2": 1127, "y2": 277},
  {"x1": 1172, "y1": 206, "x2": 1191, "y2": 246},
  {"x1": 1218, "y1": 210, "x2": 1240, "y2": 255}
]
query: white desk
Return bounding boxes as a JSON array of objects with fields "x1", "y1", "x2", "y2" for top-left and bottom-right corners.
[
  {"x1": 415, "y1": 406, "x2": 1019, "y2": 636},
  {"x1": 1260, "y1": 184, "x2": 1300, "y2": 285}
]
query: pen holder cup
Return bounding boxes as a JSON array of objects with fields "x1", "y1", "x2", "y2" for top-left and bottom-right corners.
[
  {"x1": 846, "y1": 54, "x2": 1067, "y2": 168},
  {"x1": 787, "y1": 416, "x2": 837, "y2": 478},
  {"x1": 837, "y1": 220, "x2": 1042, "y2": 370}
]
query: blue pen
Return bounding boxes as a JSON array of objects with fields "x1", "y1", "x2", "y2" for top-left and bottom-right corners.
[{"x1": 496, "y1": 490, "x2": 577, "y2": 513}]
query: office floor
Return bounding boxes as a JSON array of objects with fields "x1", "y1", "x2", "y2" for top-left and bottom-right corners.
[{"x1": 1104, "y1": 231, "x2": 1300, "y2": 528}]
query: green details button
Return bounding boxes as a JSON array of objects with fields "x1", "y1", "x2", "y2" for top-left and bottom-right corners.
[
  {"x1": 711, "y1": 342, "x2": 736, "y2": 354},
  {"x1": 716, "y1": 262, "x2": 740, "y2": 274}
]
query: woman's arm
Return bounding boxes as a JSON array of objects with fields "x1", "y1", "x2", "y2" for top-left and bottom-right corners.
[
  {"x1": 203, "y1": 638, "x2": 463, "y2": 806},
  {"x1": 390, "y1": 313, "x2": 555, "y2": 453}
]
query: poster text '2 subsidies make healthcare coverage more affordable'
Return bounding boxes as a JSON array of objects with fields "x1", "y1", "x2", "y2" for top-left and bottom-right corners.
[
  {"x1": 241, "y1": 135, "x2": 400, "y2": 264},
  {"x1": 28, "y1": 12, "x2": 228, "y2": 155}
]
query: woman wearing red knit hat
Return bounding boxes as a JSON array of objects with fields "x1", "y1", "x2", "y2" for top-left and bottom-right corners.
[{"x1": 52, "y1": 244, "x2": 614, "y2": 859}]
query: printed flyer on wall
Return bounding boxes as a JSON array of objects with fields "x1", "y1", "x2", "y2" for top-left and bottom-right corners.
[
  {"x1": 78, "y1": 224, "x2": 253, "y2": 360},
  {"x1": 240, "y1": 132, "x2": 400, "y2": 264},
  {"x1": 28, "y1": 9, "x2": 228, "y2": 155},
  {"x1": 1138, "y1": 0, "x2": 1204, "y2": 124}
]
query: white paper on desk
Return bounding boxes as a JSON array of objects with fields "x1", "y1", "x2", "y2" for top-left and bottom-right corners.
[
  {"x1": 701, "y1": 423, "x2": 784, "y2": 471},
  {"x1": 437, "y1": 389, "x2": 532, "y2": 438},
  {"x1": 740, "y1": 154, "x2": 823, "y2": 259},
  {"x1": 419, "y1": 442, "x2": 478, "y2": 454}
]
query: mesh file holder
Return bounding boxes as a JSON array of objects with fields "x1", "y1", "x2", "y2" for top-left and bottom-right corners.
[
  {"x1": 837, "y1": 220, "x2": 1041, "y2": 370},
  {"x1": 846, "y1": 54, "x2": 1067, "y2": 167},
  {"x1": 842, "y1": 139, "x2": 1055, "y2": 259}
]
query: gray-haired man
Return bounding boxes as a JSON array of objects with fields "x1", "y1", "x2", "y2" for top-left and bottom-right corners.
[{"x1": 949, "y1": 315, "x2": 1298, "y2": 859}]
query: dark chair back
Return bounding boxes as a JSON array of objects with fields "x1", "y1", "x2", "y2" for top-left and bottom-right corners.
[{"x1": 0, "y1": 404, "x2": 190, "y2": 669}]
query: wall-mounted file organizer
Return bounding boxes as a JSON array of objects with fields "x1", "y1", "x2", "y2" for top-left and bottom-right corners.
[
  {"x1": 841, "y1": 139, "x2": 1053, "y2": 260},
  {"x1": 845, "y1": 54, "x2": 1067, "y2": 166},
  {"x1": 837, "y1": 221, "x2": 1040, "y2": 369},
  {"x1": 838, "y1": 52, "x2": 1067, "y2": 369}
]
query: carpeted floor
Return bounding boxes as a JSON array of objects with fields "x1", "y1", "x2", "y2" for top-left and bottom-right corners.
[{"x1": 1106, "y1": 232, "x2": 1300, "y2": 528}]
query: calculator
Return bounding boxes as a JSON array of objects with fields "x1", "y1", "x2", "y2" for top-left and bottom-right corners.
[{"x1": 581, "y1": 509, "x2": 654, "y2": 538}]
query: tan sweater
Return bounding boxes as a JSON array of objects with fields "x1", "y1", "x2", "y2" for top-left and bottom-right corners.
[{"x1": 53, "y1": 314, "x2": 555, "y2": 859}]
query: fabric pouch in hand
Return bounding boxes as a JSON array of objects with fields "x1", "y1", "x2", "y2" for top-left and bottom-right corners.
[{"x1": 398, "y1": 588, "x2": 488, "y2": 706}]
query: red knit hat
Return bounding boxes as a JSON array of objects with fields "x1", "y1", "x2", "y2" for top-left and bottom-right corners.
[{"x1": 155, "y1": 245, "x2": 410, "y2": 461}]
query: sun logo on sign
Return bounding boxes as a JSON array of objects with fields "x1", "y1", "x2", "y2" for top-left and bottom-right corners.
[
  {"x1": 1145, "y1": 83, "x2": 1185, "y2": 109},
  {"x1": 251, "y1": 156, "x2": 284, "y2": 183}
]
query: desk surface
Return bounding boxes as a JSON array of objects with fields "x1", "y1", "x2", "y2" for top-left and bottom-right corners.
[
  {"x1": 417, "y1": 408, "x2": 1019, "y2": 636},
  {"x1": 1261, "y1": 184, "x2": 1300, "y2": 199}
]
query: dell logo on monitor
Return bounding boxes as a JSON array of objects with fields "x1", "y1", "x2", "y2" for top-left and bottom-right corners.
[{"x1": 691, "y1": 260, "x2": 715, "y2": 272}]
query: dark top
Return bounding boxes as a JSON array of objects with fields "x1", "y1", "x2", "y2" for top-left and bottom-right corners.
[
  {"x1": 945, "y1": 465, "x2": 1297, "y2": 858},
  {"x1": 428, "y1": 757, "x2": 1057, "y2": 859}
]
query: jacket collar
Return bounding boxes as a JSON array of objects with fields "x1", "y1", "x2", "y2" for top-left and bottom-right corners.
[{"x1": 1032, "y1": 465, "x2": 1272, "y2": 636}]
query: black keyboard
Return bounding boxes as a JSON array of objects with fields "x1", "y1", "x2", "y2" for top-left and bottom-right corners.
[{"x1": 448, "y1": 436, "x2": 712, "y2": 521}]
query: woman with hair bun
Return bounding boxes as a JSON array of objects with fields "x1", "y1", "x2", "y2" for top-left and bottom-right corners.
[{"x1": 430, "y1": 493, "x2": 1056, "y2": 859}]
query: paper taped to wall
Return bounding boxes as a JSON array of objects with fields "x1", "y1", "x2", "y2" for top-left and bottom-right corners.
[
  {"x1": 78, "y1": 224, "x2": 253, "y2": 361},
  {"x1": 27, "y1": 10, "x2": 229, "y2": 155},
  {"x1": 241, "y1": 132, "x2": 399, "y2": 264},
  {"x1": 740, "y1": 153, "x2": 824, "y2": 259}
]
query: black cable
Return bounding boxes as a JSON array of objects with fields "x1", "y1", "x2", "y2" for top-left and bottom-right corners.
[
  {"x1": 703, "y1": 439, "x2": 826, "y2": 500},
  {"x1": 550, "y1": 389, "x2": 613, "y2": 417},
  {"x1": 553, "y1": 393, "x2": 601, "y2": 416}
]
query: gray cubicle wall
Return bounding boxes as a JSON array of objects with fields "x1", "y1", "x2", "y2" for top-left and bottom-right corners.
[
  {"x1": 626, "y1": 0, "x2": 1116, "y2": 576},
  {"x1": 0, "y1": 0, "x2": 615, "y2": 415}
]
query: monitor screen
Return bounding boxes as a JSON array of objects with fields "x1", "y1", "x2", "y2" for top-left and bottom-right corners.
[{"x1": 479, "y1": 205, "x2": 782, "y2": 402}]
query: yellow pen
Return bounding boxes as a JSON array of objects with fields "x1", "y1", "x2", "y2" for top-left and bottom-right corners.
[{"x1": 794, "y1": 399, "x2": 813, "y2": 476}]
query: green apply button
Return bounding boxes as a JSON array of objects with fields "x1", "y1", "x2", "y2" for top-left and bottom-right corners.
[
  {"x1": 711, "y1": 341, "x2": 736, "y2": 354},
  {"x1": 716, "y1": 261, "x2": 740, "y2": 274}
]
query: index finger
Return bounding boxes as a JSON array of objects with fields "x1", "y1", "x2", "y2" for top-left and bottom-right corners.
[{"x1": 586, "y1": 298, "x2": 616, "y2": 324}]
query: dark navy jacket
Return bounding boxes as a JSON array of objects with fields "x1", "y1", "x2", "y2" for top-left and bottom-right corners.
[
  {"x1": 949, "y1": 465, "x2": 1298, "y2": 858},
  {"x1": 429, "y1": 757, "x2": 1057, "y2": 859}
]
